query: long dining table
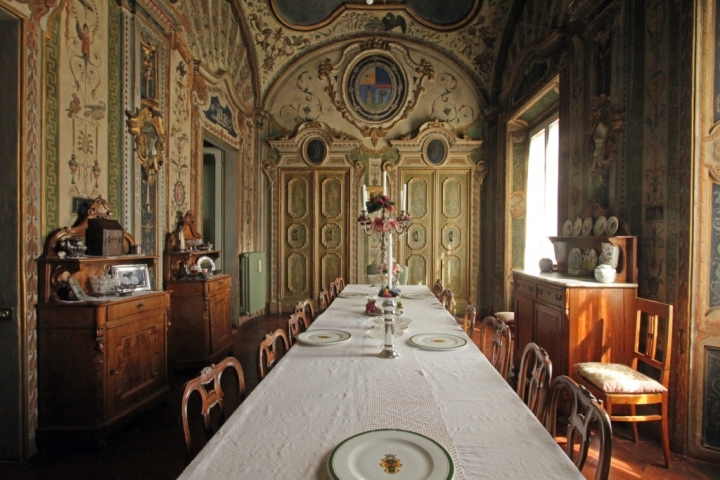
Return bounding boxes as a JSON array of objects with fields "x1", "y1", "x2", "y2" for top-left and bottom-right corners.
[{"x1": 179, "y1": 284, "x2": 583, "y2": 479}]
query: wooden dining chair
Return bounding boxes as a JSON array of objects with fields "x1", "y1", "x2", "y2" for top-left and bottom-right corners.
[
  {"x1": 545, "y1": 375, "x2": 613, "y2": 480},
  {"x1": 327, "y1": 281, "x2": 337, "y2": 304},
  {"x1": 478, "y1": 315, "x2": 513, "y2": 379},
  {"x1": 181, "y1": 356, "x2": 245, "y2": 462},
  {"x1": 456, "y1": 304, "x2": 476, "y2": 336},
  {"x1": 439, "y1": 289, "x2": 454, "y2": 313},
  {"x1": 317, "y1": 289, "x2": 330, "y2": 314},
  {"x1": 574, "y1": 297, "x2": 673, "y2": 468},
  {"x1": 257, "y1": 329, "x2": 290, "y2": 380},
  {"x1": 335, "y1": 277, "x2": 346, "y2": 291},
  {"x1": 432, "y1": 278, "x2": 444, "y2": 298},
  {"x1": 287, "y1": 311, "x2": 310, "y2": 345},
  {"x1": 294, "y1": 298, "x2": 316, "y2": 324},
  {"x1": 516, "y1": 342, "x2": 553, "y2": 422}
]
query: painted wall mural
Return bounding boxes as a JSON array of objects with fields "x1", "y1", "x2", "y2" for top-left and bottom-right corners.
[{"x1": 238, "y1": 0, "x2": 513, "y2": 101}]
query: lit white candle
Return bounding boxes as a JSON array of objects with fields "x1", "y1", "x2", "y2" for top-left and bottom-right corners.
[
  {"x1": 362, "y1": 184, "x2": 367, "y2": 210},
  {"x1": 401, "y1": 184, "x2": 407, "y2": 210},
  {"x1": 387, "y1": 235, "x2": 393, "y2": 289},
  {"x1": 382, "y1": 171, "x2": 387, "y2": 195},
  {"x1": 405, "y1": 183, "x2": 410, "y2": 212}
]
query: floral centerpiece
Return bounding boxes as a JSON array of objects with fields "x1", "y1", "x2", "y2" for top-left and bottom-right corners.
[{"x1": 378, "y1": 285, "x2": 402, "y2": 298}]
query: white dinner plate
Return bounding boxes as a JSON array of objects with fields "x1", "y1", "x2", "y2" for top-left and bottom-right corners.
[
  {"x1": 605, "y1": 216, "x2": 619, "y2": 236},
  {"x1": 593, "y1": 216, "x2": 607, "y2": 236},
  {"x1": 295, "y1": 329, "x2": 351, "y2": 346},
  {"x1": 581, "y1": 217, "x2": 594, "y2": 236},
  {"x1": 328, "y1": 429, "x2": 454, "y2": 480},
  {"x1": 572, "y1": 217, "x2": 583, "y2": 236},
  {"x1": 339, "y1": 292, "x2": 368, "y2": 298},
  {"x1": 409, "y1": 333, "x2": 467, "y2": 351},
  {"x1": 402, "y1": 293, "x2": 433, "y2": 299}
]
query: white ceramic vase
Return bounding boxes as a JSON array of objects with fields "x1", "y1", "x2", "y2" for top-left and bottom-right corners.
[{"x1": 594, "y1": 264, "x2": 617, "y2": 283}]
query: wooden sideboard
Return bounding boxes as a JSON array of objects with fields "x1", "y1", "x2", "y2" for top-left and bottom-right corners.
[
  {"x1": 165, "y1": 273, "x2": 233, "y2": 369},
  {"x1": 36, "y1": 197, "x2": 169, "y2": 444},
  {"x1": 512, "y1": 270, "x2": 638, "y2": 378}
]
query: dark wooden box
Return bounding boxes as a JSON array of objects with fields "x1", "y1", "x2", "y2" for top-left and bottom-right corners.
[{"x1": 87, "y1": 218, "x2": 124, "y2": 256}]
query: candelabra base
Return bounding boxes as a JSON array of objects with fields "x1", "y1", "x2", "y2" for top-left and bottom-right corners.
[{"x1": 378, "y1": 348, "x2": 400, "y2": 359}]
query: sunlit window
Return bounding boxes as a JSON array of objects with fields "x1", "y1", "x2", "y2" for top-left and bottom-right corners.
[{"x1": 524, "y1": 115, "x2": 559, "y2": 269}]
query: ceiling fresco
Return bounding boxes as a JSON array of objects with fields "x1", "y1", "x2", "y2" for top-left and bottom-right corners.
[
  {"x1": 236, "y1": 0, "x2": 515, "y2": 103},
  {"x1": 271, "y1": 0, "x2": 478, "y2": 27}
]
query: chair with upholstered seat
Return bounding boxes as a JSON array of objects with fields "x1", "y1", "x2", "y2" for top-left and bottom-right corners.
[
  {"x1": 574, "y1": 297, "x2": 673, "y2": 468},
  {"x1": 545, "y1": 375, "x2": 613, "y2": 480},
  {"x1": 516, "y1": 342, "x2": 552, "y2": 422},
  {"x1": 432, "y1": 279, "x2": 443, "y2": 298},
  {"x1": 317, "y1": 289, "x2": 330, "y2": 314},
  {"x1": 294, "y1": 298, "x2": 316, "y2": 324},
  {"x1": 478, "y1": 315, "x2": 513, "y2": 379},
  {"x1": 181, "y1": 356, "x2": 245, "y2": 462},
  {"x1": 258, "y1": 329, "x2": 290, "y2": 380},
  {"x1": 287, "y1": 311, "x2": 310, "y2": 345}
]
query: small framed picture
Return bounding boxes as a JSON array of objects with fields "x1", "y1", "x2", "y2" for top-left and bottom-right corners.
[
  {"x1": 304, "y1": 138, "x2": 326, "y2": 165},
  {"x1": 111, "y1": 264, "x2": 151, "y2": 291},
  {"x1": 424, "y1": 137, "x2": 447, "y2": 165},
  {"x1": 68, "y1": 278, "x2": 89, "y2": 301}
]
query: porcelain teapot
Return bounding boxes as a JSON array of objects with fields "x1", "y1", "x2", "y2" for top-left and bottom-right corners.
[{"x1": 594, "y1": 264, "x2": 617, "y2": 283}]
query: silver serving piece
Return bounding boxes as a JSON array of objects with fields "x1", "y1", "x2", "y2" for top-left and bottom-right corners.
[{"x1": 378, "y1": 299, "x2": 400, "y2": 359}]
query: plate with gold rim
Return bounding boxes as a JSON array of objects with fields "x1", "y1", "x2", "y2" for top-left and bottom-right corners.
[
  {"x1": 409, "y1": 333, "x2": 467, "y2": 351},
  {"x1": 296, "y1": 329, "x2": 351, "y2": 346},
  {"x1": 328, "y1": 429, "x2": 454, "y2": 480}
]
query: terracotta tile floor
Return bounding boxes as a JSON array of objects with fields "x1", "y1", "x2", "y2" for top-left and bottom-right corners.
[{"x1": 1, "y1": 312, "x2": 718, "y2": 479}]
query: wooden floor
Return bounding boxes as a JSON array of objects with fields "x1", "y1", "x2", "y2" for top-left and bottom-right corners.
[{"x1": 1, "y1": 313, "x2": 718, "y2": 479}]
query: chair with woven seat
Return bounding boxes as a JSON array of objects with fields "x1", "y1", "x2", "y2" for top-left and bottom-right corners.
[
  {"x1": 516, "y1": 342, "x2": 552, "y2": 422},
  {"x1": 432, "y1": 279, "x2": 443, "y2": 298},
  {"x1": 287, "y1": 311, "x2": 310, "y2": 345},
  {"x1": 478, "y1": 315, "x2": 513, "y2": 379},
  {"x1": 181, "y1": 356, "x2": 245, "y2": 462},
  {"x1": 317, "y1": 289, "x2": 330, "y2": 314},
  {"x1": 545, "y1": 375, "x2": 613, "y2": 480},
  {"x1": 294, "y1": 298, "x2": 316, "y2": 324},
  {"x1": 258, "y1": 328, "x2": 290, "y2": 380},
  {"x1": 574, "y1": 297, "x2": 673, "y2": 468}
]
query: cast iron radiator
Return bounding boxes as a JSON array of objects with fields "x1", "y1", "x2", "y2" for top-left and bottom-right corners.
[{"x1": 240, "y1": 252, "x2": 266, "y2": 316}]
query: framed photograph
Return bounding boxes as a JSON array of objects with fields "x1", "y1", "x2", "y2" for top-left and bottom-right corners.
[
  {"x1": 111, "y1": 264, "x2": 151, "y2": 291},
  {"x1": 68, "y1": 278, "x2": 89, "y2": 301}
]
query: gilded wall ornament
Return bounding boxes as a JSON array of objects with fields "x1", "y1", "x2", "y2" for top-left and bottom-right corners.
[{"x1": 126, "y1": 104, "x2": 166, "y2": 184}]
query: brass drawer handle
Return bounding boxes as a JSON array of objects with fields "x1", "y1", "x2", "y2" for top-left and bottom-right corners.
[
  {"x1": 136, "y1": 302, "x2": 146, "y2": 308},
  {"x1": 537, "y1": 288, "x2": 544, "y2": 295},
  {"x1": 555, "y1": 294, "x2": 563, "y2": 301}
]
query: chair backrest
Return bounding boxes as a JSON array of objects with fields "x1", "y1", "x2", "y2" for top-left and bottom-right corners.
[
  {"x1": 181, "y1": 357, "x2": 245, "y2": 461},
  {"x1": 294, "y1": 298, "x2": 316, "y2": 324},
  {"x1": 335, "y1": 277, "x2": 346, "y2": 291},
  {"x1": 545, "y1": 375, "x2": 612, "y2": 480},
  {"x1": 461, "y1": 305, "x2": 476, "y2": 335},
  {"x1": 396, "y1": 265, "x2": 408, "y2": 285},
  {"x1": 287, "y1": 311, "x2": 310, "y2": 344},
  {"x1": 327, "y1": 281, "x2": 337, "y2": 304},
  {"x1": 258, "y1": 329, "x2": 290, "y2": 380},
  {"x1": 317, "y1": 289, "x2": 329, "y2": 314},
  {"x1": 516, "y1": 342, "x2": 552, "y2": 422},
  {"x1": 478, "y1": 315, "x2": 513, "y2": 378},
  {"x1": 439, "y1": 289, "x2": 454, "y2": 312},
  {"x1": 632, "y1": 297, "x2": 673, "y2": 388},
  {"x1": 432, "y1": 279, "x2": 443, "y2": 298}
]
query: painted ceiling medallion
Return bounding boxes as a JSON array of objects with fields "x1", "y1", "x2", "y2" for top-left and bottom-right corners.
[{"x1": 319, "y1": 39, "x2": 434, "y2": 146}]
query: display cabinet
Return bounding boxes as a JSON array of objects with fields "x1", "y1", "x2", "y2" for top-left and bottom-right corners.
[
  {"x1": 164, "y1": 210, "x2": 233, "y2": 370},
  {"x1": 36, "y1": 197, "x2": 170, "y2": 444}
]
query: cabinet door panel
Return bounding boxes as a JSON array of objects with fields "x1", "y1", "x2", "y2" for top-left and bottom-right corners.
[
  {"x1": 107, "y1": 312, "x2": 167, "y2": 418},
  {"x1": 534, "y1": 303, "x2": 567, "y2": 376},
  {"x1": 209, "y1": 287, "x2": 232, "y2": 353},
  {"x1": 514, "y1": 294, "x2": 534, "y2": 364}
]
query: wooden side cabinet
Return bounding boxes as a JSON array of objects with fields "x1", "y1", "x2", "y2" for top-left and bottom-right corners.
[
  {"x1": 166, "y1": 274, "x2": 233, "y2": 369},
  {"x1": 512, "y1": 270, "x2": 638, "y2": 378},
  {"x1": 35, "y1": 197, "x2": 170, "y2": 445}
]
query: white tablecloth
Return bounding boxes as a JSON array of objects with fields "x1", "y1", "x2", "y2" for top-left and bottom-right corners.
[{"x1": 179, "y1": 285, "x2": 582, "y2": 479}]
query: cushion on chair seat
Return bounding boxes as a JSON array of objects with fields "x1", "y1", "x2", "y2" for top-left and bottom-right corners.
[
  {"x1": 494, "y1": 311, "x2": 515, "y2": 325},
  {"x1": 575, "y1": 362, "x2": 667, "y2": 394}
]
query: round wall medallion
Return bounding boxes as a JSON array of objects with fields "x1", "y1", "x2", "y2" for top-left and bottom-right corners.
[
  {"x1": 425, "y1": 138, "x2": 447, "y2": 165},
  {"x1": 304, "y1": 138, "x2": 326, "y2": 164},
  {"x1": 346, "y1": 54, "x2": 406, "y2": 123}
]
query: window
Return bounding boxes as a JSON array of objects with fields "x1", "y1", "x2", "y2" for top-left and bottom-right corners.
[{"x1": 524, "y1": 114, "x2": 559, "y2": 269}]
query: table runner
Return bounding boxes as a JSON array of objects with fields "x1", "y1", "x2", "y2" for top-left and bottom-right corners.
[{"x1": 179, "y1": 285, "x2": 582, "y2": 479}]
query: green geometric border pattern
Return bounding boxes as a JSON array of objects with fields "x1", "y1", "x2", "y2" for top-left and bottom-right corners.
[
  {"x1": 510, "y1": 138, "x2": 526, "y2": 269},
  {"x1": 107, "y1": 2, "x2": 121, "y2": 215},
  {"x1": 43, "y1": 11, "x2": 61, "y2": 232}
]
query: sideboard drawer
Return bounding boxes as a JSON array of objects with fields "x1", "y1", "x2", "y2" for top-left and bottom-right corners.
[
  {"x1": 536, "y1": 283, "x2": 566, "y2": 309},
  {"x1": 108, "y1": 294, "x2": 166, "y2": 319},
  {"x1": 207, "y1": 275, "x2": 231, "y2": 295},
  {"x1": 514, "y1": 277, "x2": 536, "y2": 298}
]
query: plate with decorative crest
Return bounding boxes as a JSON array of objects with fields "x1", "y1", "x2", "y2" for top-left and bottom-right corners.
[{"x1": 328, "y1": 429, "x2": 454, "y2": 480}]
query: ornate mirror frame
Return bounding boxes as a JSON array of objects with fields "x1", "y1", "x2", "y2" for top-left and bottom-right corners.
[{"x1": 126, "y1": 103, "x2": 166, "y2": 183}]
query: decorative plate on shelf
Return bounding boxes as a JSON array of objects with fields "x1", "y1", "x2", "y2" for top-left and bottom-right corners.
[
  {"x1": 605, "y1": 216, "x2": 619, "y2": 236},
  {"x1": 572, "y1": 218, "x2": 583, "y2": 236},
  {"x1": 593, "y1": 216, "x2": 607, "y2": 236},
  {"x1": 563, "y1": 220, "x2": 574, "y2": 236},
  {"x1": 581, "y1": 217, "x2": 594, "y2": 236}
]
